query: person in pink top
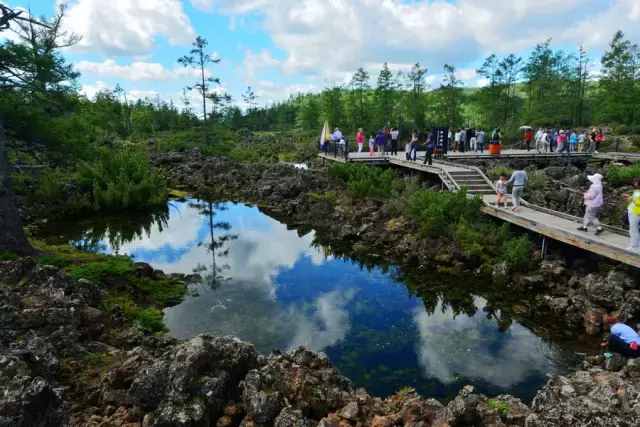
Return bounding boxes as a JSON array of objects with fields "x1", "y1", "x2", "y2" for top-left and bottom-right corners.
[
  {"x1": 578, "y1": 173, "x2": 604, "y2": 235},
  {"x1": 356, "y1": 128, "x2": 365, "y2": 153}
]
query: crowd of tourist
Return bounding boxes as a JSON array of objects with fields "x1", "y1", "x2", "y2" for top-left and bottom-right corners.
[
  {"x1": 527, "y1": 127, "x2": 606, "y2": 153},
  {"x1": 320, "y1": 125, "x2": 638, "y2": 253}
]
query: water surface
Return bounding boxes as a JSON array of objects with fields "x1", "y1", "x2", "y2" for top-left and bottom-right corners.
[{"x1": 47, "y1": 199, "x2": 584, "y2": 402}]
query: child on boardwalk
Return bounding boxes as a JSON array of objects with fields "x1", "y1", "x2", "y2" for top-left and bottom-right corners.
[{"x1": 495, "y1": 174, "x2": 508, "y2": 207}]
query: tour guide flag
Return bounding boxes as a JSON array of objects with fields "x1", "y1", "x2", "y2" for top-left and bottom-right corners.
[{"x1": 320, "y1": 121, "x2": 330, "y2": 147}]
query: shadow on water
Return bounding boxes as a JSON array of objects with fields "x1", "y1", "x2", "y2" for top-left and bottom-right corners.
[{"x1": 39, "y1": 198, "x2": 599, "y2": 403}]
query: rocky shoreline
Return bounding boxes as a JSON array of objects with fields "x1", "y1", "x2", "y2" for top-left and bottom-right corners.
[
  {"x1": 3, "y1": 150, "x2": 640, "y2": 426},
  {"x1": 3, "y1": 256, "x2": 640, "y2": 427}
]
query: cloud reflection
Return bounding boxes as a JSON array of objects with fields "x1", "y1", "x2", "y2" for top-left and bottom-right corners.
[{"x1": 413, "y1": 297, "x2": 554, "y2": 389}]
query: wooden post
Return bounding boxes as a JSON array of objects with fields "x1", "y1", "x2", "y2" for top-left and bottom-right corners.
[{"x1": 541, "y1": 236, "x2": 548, "y2": 260}]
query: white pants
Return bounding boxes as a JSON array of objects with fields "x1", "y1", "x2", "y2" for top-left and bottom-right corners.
[
  {"x1": 583, "y1": 206, "x2": 601, "y2": 228},
  {"x1": 512, "y1": 186, "x2": 524, "y2": 208},
  {"x1": 357, "y1": 143, "x2": 363, "y2": 153},
  {"x1": 630, "y1": 209, "x2": 640, "y2": 249}
]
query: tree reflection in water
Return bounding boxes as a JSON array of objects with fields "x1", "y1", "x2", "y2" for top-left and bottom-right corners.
[
  {"x1": 190, "y1": 200, "x2": 238, "y2": 289},
  {"x1": 64, "y1": 205, "x2": 171, "y2": 254}
]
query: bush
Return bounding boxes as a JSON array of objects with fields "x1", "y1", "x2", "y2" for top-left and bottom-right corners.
[
  {"x1": 135, "y1": 307, "x2": 167, "y2": 333},
  {"x1": 607, "y1": 164, "x2": 640, "y2": 187},
  {"x1": 77, "y1": 147, "x2": 167, "y2": 211},
  {"x1": 499, "y1": 235, "x2": 534, "y2": 271},
  {"x1": 0, "y1": 251, "x2": 18, "y2": 261},
  {"x1": 34, "y1": 168, "x2": 69, "y2": 202},
  {"x1": 613, "y1": 124, "x2": 631, "y2": 135},
  {"x1": 408, "y1": 189, "x2": 482, "y2": 237},
  {"x1": 328, "y1": 163, "x2": 396, "y2": 199}
]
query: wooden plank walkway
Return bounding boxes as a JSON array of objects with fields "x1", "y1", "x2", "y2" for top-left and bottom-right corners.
[
  {"x1": 318, "y1": 151, "x2": 640, "y2": 269},
  {"x1": 593, "y1": 152, "x2": 640, "y2": 163}
]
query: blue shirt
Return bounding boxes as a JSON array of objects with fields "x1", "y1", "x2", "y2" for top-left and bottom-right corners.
[
  {"x1": 611, "y1": 323, "x2": 640, "y2": 345},
  {"x1": 507, "y1": 170, "x2": 528, "y2": 187}
]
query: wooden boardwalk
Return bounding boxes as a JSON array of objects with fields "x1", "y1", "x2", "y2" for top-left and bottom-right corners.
[
  {"x1": 319, "y1": 151, "x2": 640, "y2": 269},
  {"x1": 593, "y1": 152, "x2": 640, "y2": 163}
]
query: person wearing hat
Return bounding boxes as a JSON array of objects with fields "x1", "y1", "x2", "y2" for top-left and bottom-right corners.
[{"x1": 578, "y1": 173, "x2": 604, "y2": 235}]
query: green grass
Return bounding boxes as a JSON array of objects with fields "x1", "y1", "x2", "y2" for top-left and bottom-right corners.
[
  {"x1": 66, "y1": 256, "x2": 135, "y2": 282},
  {"x1": 32, "y1": 240, "x2": 185, "y2": 334}
]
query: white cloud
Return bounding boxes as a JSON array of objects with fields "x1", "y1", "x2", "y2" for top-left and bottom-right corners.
[
  {"x1": 76, "y1": 59, "x2": 201, "y2": 81},
  {"x1": 215, "y1": 0, "x2": 640, "y2": 84},
  {"x1": 190, "y1": 0, "x2": 213, "y2": 12},
  {"x1": 79, "y1": 80, "x2": 110, "y2": 99},
  {"x1": 60, "y1": 0, "x2": 195, "y2": 55}
]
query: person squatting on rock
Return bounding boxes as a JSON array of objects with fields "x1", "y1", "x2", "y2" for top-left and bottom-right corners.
[
  {"x1": 627, "y1": 177, "x2": 640, "y2": 253},
  {"x1": 507, "y1": 168, "x2": 528, "y2": 212},
  {"x1": 578, "y1": 173, "x2": 604, "y2": 235},
  {"x1": 609, "y1": 322, "x2": 640, "y2": 358}
]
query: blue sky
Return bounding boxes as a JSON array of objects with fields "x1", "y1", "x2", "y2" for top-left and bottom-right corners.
[{"x1": 5, "y1": 0, "x2": 640, "y2": 110}]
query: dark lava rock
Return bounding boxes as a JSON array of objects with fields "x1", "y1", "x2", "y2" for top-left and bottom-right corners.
[{"x1": 128, "y1": 335, "x2": 258, "y2": 426}]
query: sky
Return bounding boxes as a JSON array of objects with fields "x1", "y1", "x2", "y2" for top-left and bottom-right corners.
[{"x1": 4, "y1": 0, "x2": 640, "y2": 109}]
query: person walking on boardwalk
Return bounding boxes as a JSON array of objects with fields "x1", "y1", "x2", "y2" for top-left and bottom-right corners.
[
  {"x1": 578, "y1": 173, "x2": 604, "y2": 235},
  {"x1": 390, "y1": 127, "x2": 400, "y2": 156},
  {"x1": 569, "y1": 130, "x2": 578, "y2": 152},
  {"x1": 375, "y1": 129, "x2": 386, "y2": 155},
  {"x1": 626, "y1": 178, "x2": 640, "y2": 253},
  {"x1": 356, "y1": 128, "x2": 365, "y2": 153},
  {"x1": 408, "y1": 131, "x2": 418, "y2": 161},
  {"x1": 507, "y1": 168, "x2": 528, "y2": 212},
  {"x1": 368, "y1": 134, "x2": 375, "y2": 156},
  {"x1": 477, "y1": 129, "x2": 485, "y2": 152},
  {"x1": 423, "y1": 131, "x2": 434, "y2": 165},
  {"x1": 495, "y1": 174, "x2": 508, "y2": 208}
]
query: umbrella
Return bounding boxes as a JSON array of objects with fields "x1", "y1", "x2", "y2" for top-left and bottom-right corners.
[
  {"x1": 320, "y1": 120, "x2": 331, "y2": 147},
  {"x1": 519, "y1": 126, "x2": 533, "y2": 130}
]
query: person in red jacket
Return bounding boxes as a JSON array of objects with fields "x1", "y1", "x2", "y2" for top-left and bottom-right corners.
[{"x1": 355, "y1": 128, "x2": 365, "y2": 153}]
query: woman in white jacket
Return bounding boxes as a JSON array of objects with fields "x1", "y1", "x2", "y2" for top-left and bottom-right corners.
[{"x1": 578, "y1": 173, "x2": 604, "y2": 235}]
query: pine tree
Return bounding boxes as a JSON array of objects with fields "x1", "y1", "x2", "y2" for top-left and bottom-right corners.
[
  {"x1": 439, "y1": 64, "x2": 464, "y2": 128},
  {"x1": 406, "y1": 63, "x2": 428, "y2": 130},
  {"x1": 178, "y1": 36, "x2": 224, "y2": 143},
  {"x1": 599, "y1": 31, "x2": 639, "y2": 125},
  {"x1": 375, "y1": 63, "x2": 396, "y2": 126},
  {"x1": 349, "y1": 67, "x2": 370, "y2": 130}
]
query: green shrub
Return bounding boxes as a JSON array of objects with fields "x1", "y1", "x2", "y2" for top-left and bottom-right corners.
[
  {"x1": 408, "y1": 189, "x2": 482, "y2": 237},
  {"x1": 135, "y1": 307, "x2": 167, "y2": 333},
  {"x1": 613, "y1": 124, "x2": 631, "y2": 135},
  {"x1": 499, "y1": 235, "x2": 534, "y2": 271},
  {"x1": 0, "y1": 251, "x2": 18, "y2": 261},
  {"x1": 66, "y1": 256, "x2": 134, "y2": 282},
  {"x1": 34, "y1": 168, "x2": 69, "y2": 202},
  {"x1": 131, "y1": 277, "x2": 187, "y2": 307},
  {"x1": 102, "y1": 294, "x2": 166, "y2": 333},
  {"x1": 487, "y1": 399, "x2": 511, "y2": 416},
  {"x1": 607, "y1": 163, "x2": 640, "y2": 187},
  {"x1": 77, "y1": 147, "x2": 167, "y2": 211},
  {"x1": 328, "y1": 163, "x2": 396, "y2": 199}
]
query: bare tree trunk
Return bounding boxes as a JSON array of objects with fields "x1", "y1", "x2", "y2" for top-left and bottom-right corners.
[{"x1": 0, "y1": 123, "x2": 35, "y2": 255}]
